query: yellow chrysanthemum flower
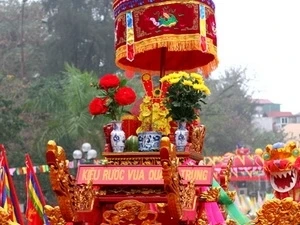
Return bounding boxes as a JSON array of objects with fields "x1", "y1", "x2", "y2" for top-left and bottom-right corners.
[
  {"x1": 159, "y1": 71, "x2": 210, "y2": 122},
  {"x1": 190, "y1": 72, "x2": 203, "y2": 81},
  {"x1": 160, "y1": 76, "x2": 168, "y2": 82},
  {"x1": 202, "y1": 86, "x2": 211, "y2": 95},
  {"x1": 140, "y1": 71, "x2": 210, "y2": 129},
  {"x1": 179, "y1": 71, "x2": 190, "y2": 79},
  {"x1": 169, "y1": 78, "x2": 181, "y2": 84},
  {"x1": 183, "y1": 79, "x2": 193, "y2": 86},
  {"x1": 192, "y1": 83, "x2": 210, "y2": 95},
  {"x1": 172, "y1": 72, "x2": 182, "y2": 79},
  {"x1": 193, "y1": 84, "x2": 202, "y2": 90}
]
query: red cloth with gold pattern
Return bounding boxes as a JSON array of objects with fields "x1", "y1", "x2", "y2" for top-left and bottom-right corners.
[{"x1": 113, "y1": 0, "x2": 218, "y2": 76}]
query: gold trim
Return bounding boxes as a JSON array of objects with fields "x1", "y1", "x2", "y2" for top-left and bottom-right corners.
[
  {"x1": 190, "y1": 125, "x2": 206, "y2": 154},
  {"x1": 114, "y1": 1, "x2": 215, "y2": 18},
  {"x1": 115, "y1": 34, "x2": 218, "y2": 76},
  {"x1": 101, "y1": 200, "x2": 159, "y2": 225},
  {"x1": 0, "y1": 206, "x2": 19, "y2": 225},
  {"x1": 44, "y1": 205, "x2": 66, "y2": 225},
  {"x1": 98, "y1": 186, "x2": 165, "y2": 195},
  {"x1": 102, "y1": 152, "x2": 190, "y2": 165},
  {"x1": 226, "y1": 219, "x2": 238, "y2": 225},
  {"x1": 45, "y1": 140, "x2": 95, "y2": 223},
  {"x1": 200, "y1": 187, "x2": 220, "y2": 202},
  {"x1": 254, "y1": 197, "x2": 300, "y2": 224}
]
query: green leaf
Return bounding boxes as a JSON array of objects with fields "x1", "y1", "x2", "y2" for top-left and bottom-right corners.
[
  {"x1": 122, "y1": 110, "x2": 132, "y2": 115},
  {"x1": 171, "y1": 101, "x2": 181, "y2": 107},
  {"x1": 120, "y1": 78, "x2": 127, "y2": 87}
]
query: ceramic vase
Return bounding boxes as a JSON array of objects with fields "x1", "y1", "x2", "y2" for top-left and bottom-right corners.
[
  {"x1": 110, "y1": 121, "x2": 126, "y2": 153},
  {"x1": 175, "y1": 121, "x2": 189, "y2": 152},
  {"x1": 137, "y1": 131, "x2": 162, "y2": 152}
]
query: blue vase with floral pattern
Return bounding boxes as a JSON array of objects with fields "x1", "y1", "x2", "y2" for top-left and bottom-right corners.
[
  {"x1": 175, "y1": 121, "x2": 188, "y2": 152},
  {"x1": 110, "y1": 121, "x2": 126, "y2": 152}
]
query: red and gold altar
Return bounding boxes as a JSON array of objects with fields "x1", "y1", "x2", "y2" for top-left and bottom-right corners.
[
  {"x1": 44, "y1": 123, "x2": 300, "y2": 225},
  {"x1": 45, "y1": 139, "x2": 250, "y2": 225}
]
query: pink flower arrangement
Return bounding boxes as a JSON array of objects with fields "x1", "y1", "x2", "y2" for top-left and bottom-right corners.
[{"x1": 89, "y1": 74, "x2": 136, "y2": 121}]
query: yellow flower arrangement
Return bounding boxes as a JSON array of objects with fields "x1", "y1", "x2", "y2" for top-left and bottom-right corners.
[
  {"x1": 137, "y1": 93, "x2": 171, "y2": 135},
  {"x1": 160, "y1": 71, "x2": 210, "y2": 122}
]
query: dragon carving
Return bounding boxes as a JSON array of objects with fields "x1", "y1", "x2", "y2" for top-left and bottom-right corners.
[
  {"x1": 101, "y1": 200, "x2": 159, "y2": 225},
  {"x1": 160, "y1": 143, "x2": 184, "y2": 221},
  {"x1": 0, "y1": 207, "x2": 19, "y2": 225},
  {"x1": 263, "y1": 141, "x2": 300, "y2": 200},
  {"x1": 45, "y1": 140, "x2": 78, "y2": 222},
  {"x1": 45, "y1": 140, "x2": 95, "y2": 224},
  {"x1": 254, "y1": 197, "x2": 300, "y2": 224}
]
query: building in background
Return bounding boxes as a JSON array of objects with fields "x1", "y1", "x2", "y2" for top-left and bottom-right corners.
[
  {"x1": 253, "y1": 99, "x2": 280, "y2": 115},
  {"x1": 252, "y1": 99, "x2": 300, "y2": 138},
  {"x1": 282, "y1": 123, "x2": 300, "y2": 142}
]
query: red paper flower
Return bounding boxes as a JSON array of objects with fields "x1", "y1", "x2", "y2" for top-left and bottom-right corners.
[
  {"x1": 99, "y1": 74, "x2": 120, "y2": 89},
  {"x1": 89, "y1": 97, "x2": 108, "y2": 115},
  {"x1": 114, "y1": 86, "x2": 136, "y2": 106},
  {"x1": 89, "y1": 73, "x2": 137, "y2": 121}
]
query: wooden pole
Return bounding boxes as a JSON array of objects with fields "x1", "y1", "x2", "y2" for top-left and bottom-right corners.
[{"x1": 160, "y1": 47, "x2": 167, "y2": 78}]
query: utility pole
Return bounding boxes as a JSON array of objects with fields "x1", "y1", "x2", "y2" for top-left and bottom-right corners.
[{"x1": 20, "y1": 0, "x2": 27, "y2": 79}]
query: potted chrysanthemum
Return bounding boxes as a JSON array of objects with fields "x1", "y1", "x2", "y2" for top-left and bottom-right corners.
[
  {"x1": 160, "y1": 71, "x2": 210, "y2": 151},
  {"x1": 89, "y1": 73, "x2": 136, "y2": 152}
]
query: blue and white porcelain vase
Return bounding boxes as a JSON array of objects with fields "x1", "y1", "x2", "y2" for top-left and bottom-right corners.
[
  {"x1": 110, "y1": 121, "x2": 126, "y2": 153},
  {"x1": 175, "y1": 121, "x2": 189, "y2": 152},
  {"x1": 138, "y1": 131, "x2": 162, "y2": 152}
]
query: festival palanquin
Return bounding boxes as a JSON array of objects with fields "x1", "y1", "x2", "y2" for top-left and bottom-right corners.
[{"x1": 1, "y1": 0, "x2": 300, "y2": 225}]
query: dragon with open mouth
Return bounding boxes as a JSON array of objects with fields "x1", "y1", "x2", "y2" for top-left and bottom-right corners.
[{"x1": 263, "y1": 141, "x2": 300, "y2": 200}]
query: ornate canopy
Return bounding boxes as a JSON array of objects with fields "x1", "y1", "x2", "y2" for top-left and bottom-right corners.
[{"x1": 113, "y1": 0, "x2": 218, "y2": 76}]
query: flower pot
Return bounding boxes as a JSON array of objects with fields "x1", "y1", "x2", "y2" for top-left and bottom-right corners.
[
  {"x1": 138, "y1": 131, "x2": 162, "y2": 152},
  {"x1": 110, "y1": 121, "x2": 126, "y2": 153},
  {"x1": 175, "y1": 121, "x2": 189, "y2": 152}
]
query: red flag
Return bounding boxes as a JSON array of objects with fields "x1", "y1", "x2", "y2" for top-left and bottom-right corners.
[
  {"x1": 0, "y1": 144, "x2": 24, "y2": 225},
  {"x1": 25, "y1": 154, "x2": 49, "y2": 225}
]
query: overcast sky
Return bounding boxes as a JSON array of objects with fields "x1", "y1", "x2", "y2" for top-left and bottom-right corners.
[{"x1": 211, "y1": 0, "x2": 300, "y2": 113}]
